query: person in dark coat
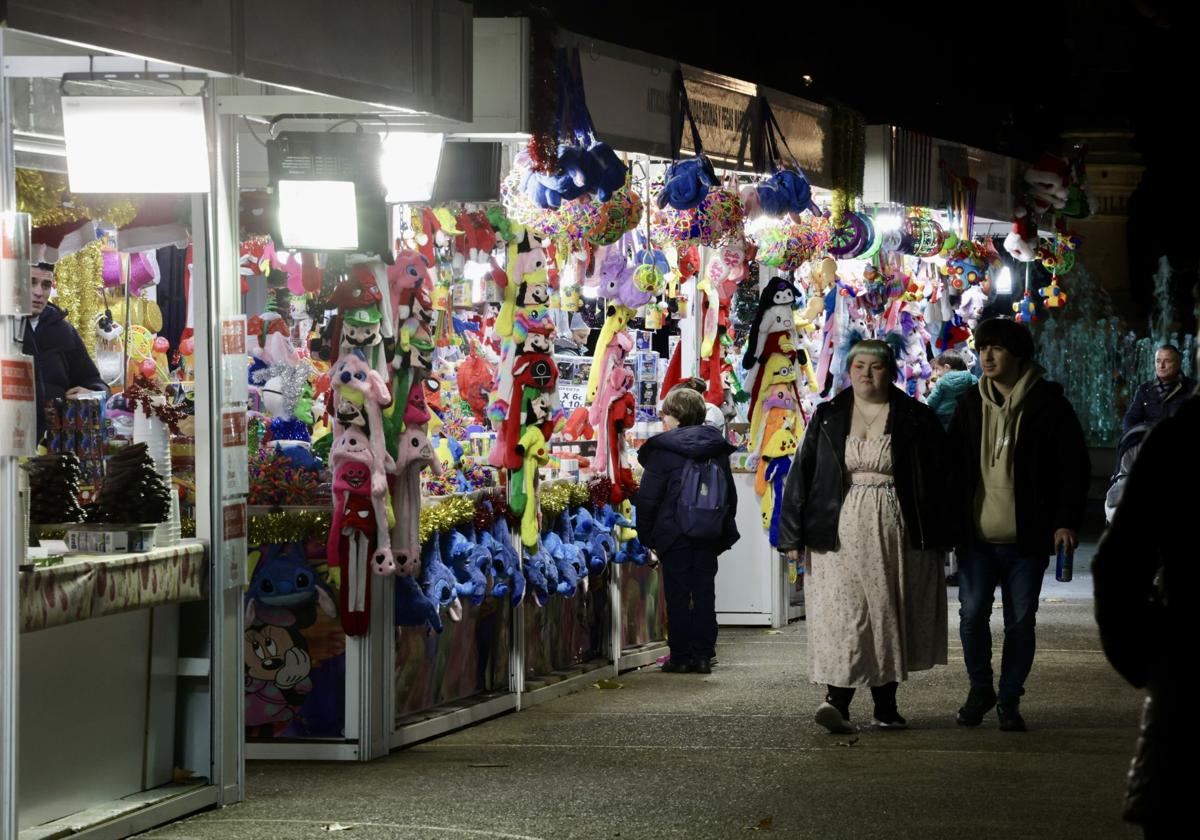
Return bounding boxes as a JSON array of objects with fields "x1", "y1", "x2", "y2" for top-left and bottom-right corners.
[
  {"x1": 779, "y1": 339, "x2": 951, "y2": 733},
  {"x1": 947, "y1": 318, "x2": 1090, "y2": 732},
  {"x1": 20, "y1": 263, "x2": 107, "y2": 439},
  {"x1": 635, "y1": 387, "x2": 739, "y2": 675},
  {"x1": 1093, "y1": 390, "x2": 1197, "y2": 839},
  {"x1": 1121, "y1": 344, "x2": 1195, "y2": 434}
]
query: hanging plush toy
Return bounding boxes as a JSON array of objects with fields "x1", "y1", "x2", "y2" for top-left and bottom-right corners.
[
  {"x1": 749, "y1": 354, "x2": 798, "y2": 452},
  {"x1": 329, "y1": 350, "x2": 393, "y2": 474},
  {"x1": 585, "y1": 303, "x2": 637, "y2": 402},
  {"x1": 328, "y1": 459, "x2": 378, "y2": 637},
  {"x1": 741, "y1": 277, "x2": 799, "y2": 371},
  {"x1": 328, "y1": 426, "x2": 396, "y2": 570},
  {"x1": 419, "y1": 536, "x2": 463, "y2": 625},
  {"x1": 390, "y1": 389, "x2": 444, "y2": 575},
  {"x1": 511, "y1": 421, "x2": 550, "y2": 549},
  {"x1": 756, "y1": 425, "x2": 799, "y2": 546}
]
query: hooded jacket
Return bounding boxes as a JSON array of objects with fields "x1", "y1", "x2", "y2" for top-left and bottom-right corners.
[
  {"x1": 947, "y1": 373, "x2": 1090, "y2": 556},
  {"x1": 926, "y1": 369, "x2": 978, "y2": 424},
  {"x1": 975, "y1": 364, "x2": 1044, "y2": 543},
  {"x1": 21, "y1": 304, "x2": 107, "y2": 438},
  {"x1": 777, "y1": 386, "x2": 952, "y2": 554},
  {"x1": 634, "y1": 423, "x2": 739, "y2": 555}
]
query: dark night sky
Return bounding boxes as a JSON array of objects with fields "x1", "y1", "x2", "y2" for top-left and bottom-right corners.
[{"x1": 473, "y1": 0, "x2": 1200, "y2": 324}]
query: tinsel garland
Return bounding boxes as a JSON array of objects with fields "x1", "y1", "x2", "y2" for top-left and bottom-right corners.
[
  {"x1": 587, "y1": 476, "x2": 613, "y2": 511},
  {"x1": 539, "y1": 481, "x2": 591, "y2": 519},
  {"x1": 249, "y1": 510, "x2": 331, "y2": 546},
  {"x1": 53, "y1": 239, "x2": 104, "y2": 362},
  {"x1": 124, "y1": 376, "x2": 188, "y2": 434},
  {"x1": 418, "y1": 495, "x2": 476, "y2": 545},
  {"x1": 181, "y1": 517, "x2": 196, "y2": 538},
  {"x1": 16, "y1": 169, "x2": 141, "y2": 229}
]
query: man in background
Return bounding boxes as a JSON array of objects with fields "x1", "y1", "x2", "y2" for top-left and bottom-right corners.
[{"x1": 20, "y1": 262, "x2": 107, "y2": 439}]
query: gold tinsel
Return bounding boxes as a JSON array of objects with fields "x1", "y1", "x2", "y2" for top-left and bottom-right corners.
[
  {"x1": 419, "y1": 495, "x2": 476, "y2": 545},
  {"x1": 53, "y1": 239, "x2": 104, "y2": 362},
  {"x1": 539, "y1": 481, "x2": 592, "y2": 519},
  {"x1": 249, "y1": 510, "x2": 331, "y2": 546},
  {"x1": 16, "y1": 169, "x2": 141, "y2": 229}
]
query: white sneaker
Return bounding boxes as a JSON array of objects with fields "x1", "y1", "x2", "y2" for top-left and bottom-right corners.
[{"x1": 815, "y1": 702, "x2": 855, "y2": 734}]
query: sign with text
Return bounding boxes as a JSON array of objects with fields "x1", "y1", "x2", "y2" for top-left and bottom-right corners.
[
  {"x1": 220, "y1": 315, "x2": 248, "y2": 406},
  {"x1": 0, "y1": 356, "x2": 37, "y2": 455},
  {"x1": 221, "y1": 410, "x2": 248, "y2": 496},
  {"x1": 1, "y1": 212, "x2": 32, "y2": 316},
  {"x1": 222, "y1": 500, "x2": 247, "y2": 589}
]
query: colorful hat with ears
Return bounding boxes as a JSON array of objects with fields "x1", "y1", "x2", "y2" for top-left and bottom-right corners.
[
  {"x1": 585, "y1": 303, "x2": 636, "y2": 402},
  {"x1": 494, "y1": 357, "x2": 558, "y2": 471},
  {"x1": 404, "y1": 375, "x2": 431, "y2": 426},
  {"x1": 328, "y1": 265, "x2": 383, "y2": 311},
  {"x1": 750, "y1": 357, "x2": 798, "y2": 450},
  {"x1": 747, "y1": 331, "x2": 797, "y2": 408},
  {"x1": 741, "y1": 277, "x2": 798, "y2": 370}
]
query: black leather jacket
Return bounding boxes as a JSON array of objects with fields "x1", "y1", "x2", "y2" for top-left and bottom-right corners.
[{"x1": 778, "y1": 387, "x2": 951, "y2": 553}]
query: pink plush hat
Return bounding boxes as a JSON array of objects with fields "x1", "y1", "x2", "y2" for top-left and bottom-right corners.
[
  {"x1": 102, "y1": 250, "x2": 160, "y2": 293},
  {"x1": 404, "y1": 376, "x2": 431, "y2": 425}
]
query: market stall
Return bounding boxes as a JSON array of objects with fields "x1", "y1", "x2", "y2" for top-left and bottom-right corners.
[{"x1": 1, "y1": 1, "x2": 475, "y2": 834}]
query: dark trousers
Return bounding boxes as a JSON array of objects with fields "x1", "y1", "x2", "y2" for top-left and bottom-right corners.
[
  {"x1": 958, "y1": 542, "x2": 1049, "y2": 701},
  {"x1": 661, "y1": 549, "x2": 718, "y2": 662}
]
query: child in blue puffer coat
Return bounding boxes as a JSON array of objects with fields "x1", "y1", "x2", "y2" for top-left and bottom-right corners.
[{"x1": 927, "y1": 353, "x2": 978, "y2": 430}]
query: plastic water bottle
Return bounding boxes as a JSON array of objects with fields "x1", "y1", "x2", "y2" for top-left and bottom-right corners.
[{"x1": 1055, "y1": 546, "x2": 1074, "y2": 583}]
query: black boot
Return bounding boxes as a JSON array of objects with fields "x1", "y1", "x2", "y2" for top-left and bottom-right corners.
[
  {"x1": 815, "y1": 686, "x2": 856, "y2": 734},
  {"x1": 956, "y1": 685, "x2": 998, "y2": 726},
  {"x1": 870, "y1": 682, "x2": 908, "y2": 729}
]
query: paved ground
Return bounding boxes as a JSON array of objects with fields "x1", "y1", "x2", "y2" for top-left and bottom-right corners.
[{"x1": 144, "y1": 547, "x2": 1144, "y2": 840}]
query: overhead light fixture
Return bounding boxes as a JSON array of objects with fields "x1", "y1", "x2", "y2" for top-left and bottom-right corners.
[
  {"x1": 996, "y1": 266, "x2": 1014, "y2": 294},
  {"x1": 277, "y1": 181, "x2": 359, "y2": 251},
  {"x1": 267, "y1": 131, "x2": 388, "y2": 257},
  {"x1": 61, "y1": 96, "x2": 210, "y2": 193},
  {"x1": 381, "y1": 133, "x2": 444, "y2": 203}
]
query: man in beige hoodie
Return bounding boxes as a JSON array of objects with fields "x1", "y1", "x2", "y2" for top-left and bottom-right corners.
[{"x1": 946, "y1": 318, "x2": 1090, "y2": 732}]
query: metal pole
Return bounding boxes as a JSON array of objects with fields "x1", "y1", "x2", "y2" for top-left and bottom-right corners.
[{"x1": 1, "y1": 27, "x2": 22, "y2": 840}]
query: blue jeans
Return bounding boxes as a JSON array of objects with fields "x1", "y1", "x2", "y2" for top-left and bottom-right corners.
[{"x1": 958, "y1": 542, "x2": 1049, "y2": 701}]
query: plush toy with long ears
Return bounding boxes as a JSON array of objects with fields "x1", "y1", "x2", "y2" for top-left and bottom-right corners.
[
  {"x1": 420, "y1": 537, "x2": 463, "y2": 624},
  {"x1": 394, "y1": 573, "x2": 442, "y2": 635},
  {"x1": 555, "y1": 511, "x2": 592, "y2": 591},
  {"x1": 588, "y1": 330, "x2": 634, "y2": 429},
  {"x1": 442, "y1": 529, "x2": 489, "y2": 605},
  {"x1": 328, "y1": 427, "x2": 396, "y2": 572},
  {"x1": 741, "y1": 277, "x2": 799, "y2": 370},
  {"x1": 749, "y1": 355, "x2": 799, "y2": 452},
  {"x1": 757, "y1": 425, "x2": 799, "y2": 546},
  {"x1": 492, "y1": 354, "x2": 559, "y2": 472},
  {"x1": 746, "y1": 330, "x2": 798, "y2": 409},
  {"x1": 327, "y1": 459, "x2": 379, "y2": 636},
  {"x1": 572, "y1": 508, "x2": 615, "y2": 572},
  {"x1": 497, "y1": 246, "x2": 550, "y2": 339},
  {"x1": 387, "y1": 249, "x2": 434, "y2": 325},
  {"x1": 614, "y1": 534, "x2": 650, "y2": 566},
  {"x1": 522, "y1": 542, "x2": 559, "y2": 607},
  {"x1": 480, "y1": 513, "x2": 525, "y2": 607},
  {"x1": 246, "y1": 542, "x2": 338, "y2": 630},
  {"x1": 511, "y1": 423, "x2": 550, "y2": 549},
  {"x1": 391, "y1": 420, "x2": 443, "y2": 576},
  {"x1": 585, "y1": 304, "x2": 637, "y2": 402},
  {"x1": 330, "y1": 349, "x2": 393, "y2": 481}
]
